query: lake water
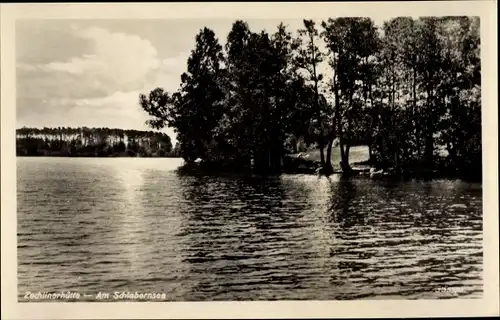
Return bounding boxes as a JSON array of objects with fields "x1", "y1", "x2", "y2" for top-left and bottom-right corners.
[{"x1": 17, "y1": 157, "x2": 483, "y2": 301}]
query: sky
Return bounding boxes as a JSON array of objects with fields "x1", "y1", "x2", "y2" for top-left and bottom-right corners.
[{"x1": 16, "y1": 18, "x2": 391, "y2": 141}]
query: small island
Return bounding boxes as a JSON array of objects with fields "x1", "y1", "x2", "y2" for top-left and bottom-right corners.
[
  {"x1": 137, "y1": 18, "x2": 481, "y2": 181},
  {"x1": 16, "y1": 17, "x2": 481, "y2": 182}
]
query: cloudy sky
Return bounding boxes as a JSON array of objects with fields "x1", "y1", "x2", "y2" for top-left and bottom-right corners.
[{"x1": 16, "y1": 18, "x2": 390, "y2": 141}]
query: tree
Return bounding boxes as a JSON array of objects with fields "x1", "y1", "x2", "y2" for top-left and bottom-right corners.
[
  {"x1": 135, "y1": 17, "x2": 481, "y2": 179},
  {"x1": 268, "y1": 22, "x2": 298, "y2": 171},
  {"x1": 416, "y1": 17, "x2": 445, "y2": 168},
  {"x1": 140, "y1": 27, "x2": 225, "y2": 163},
  {"x1": 321, "y1": 17, "x2": 379, "y2": 174},
  {"x1": 16, "y1": 127, "x2": 173, "y2": 157},
  {"x1": 436, "y1": 17, "x2": 481, "y2": 176},
  {"x1": 220, "y1": 20, "x2": 255, "y2": 168},
  {"x1": 293, "y1": 19, "x2": 328, "y2": 167},
  {"x1": 367, "y1": 16, "x2": 480, "y2": 177}
]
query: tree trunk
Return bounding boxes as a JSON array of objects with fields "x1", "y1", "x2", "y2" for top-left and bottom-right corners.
[
  {"x1": 314, "y1": 76, "x2": 325, "y2": 166},
  {"x1": 424, "y1": 90, "x2": 434, "y2": 168},
  {"x1": 324, "y1": 128, "x2": 336, "y2": 173},
  {"x1": 339, "y1": 143, "x2": 351, "y2": 175},
  {"x1": 334, "y1": 112, "x2": 342, "y2": 171},
  {"x1": 325, "y1": 140, "x2": 333, "y2": 170},
  {"x1": 327, "y1": 66, "x2": 341, "y2": 174},
  {"x1": 319, "y1": 145, "x2": 325, "y2": 165},
  {"x1": 340, "y1": 135, "x2": 352, "y2": 174},
  {"x1": 311, "y1": 35, "x2": 324, "y2": 167},
  {"x1": 339, "y1": 90, "x2": 353, "y2": 174},
  {"x1": 412, "y1": 66, "x2": 420, "y2": 160}
]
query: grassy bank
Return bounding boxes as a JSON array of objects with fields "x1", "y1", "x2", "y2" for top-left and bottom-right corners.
[{"x1": 289, "y1": 145, "x2": 370, "y2": 171}]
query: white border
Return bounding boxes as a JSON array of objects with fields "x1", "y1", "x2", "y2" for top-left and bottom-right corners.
[{"x1": 1, "y1": 2, "x2": 498, "y2": 319}]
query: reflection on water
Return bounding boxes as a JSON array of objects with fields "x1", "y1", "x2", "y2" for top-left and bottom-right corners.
[{"x1": 17, "y1": 157, "x2": 482, "y2": 301}]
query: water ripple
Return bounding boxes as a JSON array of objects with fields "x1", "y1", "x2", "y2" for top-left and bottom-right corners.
[{"x1": 17, "y1": 157, "x2": 482, "y2": 301}]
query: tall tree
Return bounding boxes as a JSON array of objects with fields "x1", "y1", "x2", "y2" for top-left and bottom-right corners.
[
  {"x1": 140, "y1": 27, "x2": 225, "y2": 163},
  {"x1": 135, "y1": 17, "x2": 481, "y2": 179},
  {"x1": 294, "y1": 19, "x2": 327, "y2": 167},
  {"x1": 267, "y1": 22, "x2": 297, "y2": 171},
  {"x1": 416, "y1": 18, "x2": 445, "y2": 168},
  {"x1": 321, "y1": 17, "x2": 379, "y2": 174},
  {"x1": 220, "y1": 20, "x2": 255, "y2": 167},
  {"x1": 436, "y1": 17, "x2": 481, "y2": 175}
]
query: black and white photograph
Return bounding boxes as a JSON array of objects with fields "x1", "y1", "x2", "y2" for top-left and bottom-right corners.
[{"x1": 1, "y1": 1, "x2": 498, "y2": 319}]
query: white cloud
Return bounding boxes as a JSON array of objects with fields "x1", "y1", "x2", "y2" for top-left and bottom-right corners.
[
  {"x1": 161, "y1": 53, "x2": 189, "y2": 70},
  {"x1": 73, "y1": 26, "x2": 161, "y2": 84},
  {"x1": 18, "y1": 26, "x2": 163, "y2": 97},
  {"x1": 43, "y1": 55, "x2": 104, "y2": 74},
  {"x1": 40, "y1": 90, "x2": 150, "y2": 130},
  {"x1": 17, "y1": 25, "x2": 183, "y2": 139},
  {"x1": 50, "y1": 90, "x2": 141, "y2": 108},
  {"x1": 17, "y1": 24, "x2": 191, "y2": 98},
  {"x1": 135, "y1": 51, "x2": 190, "y2": 93}
]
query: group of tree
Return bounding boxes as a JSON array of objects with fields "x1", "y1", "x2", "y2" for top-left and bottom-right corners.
[
  {"x1": 140, "y1": 16, "x2": 481, "y2": 178},
  {"x1": 16, "y1": 127, "x2": 178, "y2": 157}
]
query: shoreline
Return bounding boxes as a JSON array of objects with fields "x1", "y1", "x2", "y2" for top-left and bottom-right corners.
[
  {"x1": 15, "y1": 154, "x2": 179, "y2": 158},
  {"x1": 16, "y1": 155, "x2": 482, "y2": 182},
  {"x1": 177, "y1": 159, "x2": 482, "y2": 182}
]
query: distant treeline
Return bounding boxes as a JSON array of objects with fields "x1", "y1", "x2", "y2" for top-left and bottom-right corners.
[
  {"x1": 140, "y1": 17, "x2": 481, "y2": 178},
  {"x1": 16, "y1": 127, "x2": 179, "y2": 157}
]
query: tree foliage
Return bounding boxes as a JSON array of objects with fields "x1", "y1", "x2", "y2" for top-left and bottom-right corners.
[
  {"x1": 16, "y1": 127, "x2": 174, "y2": 157},
  {"x1": 140, "y1": 17, "x2": 481, "y2": 178}
]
